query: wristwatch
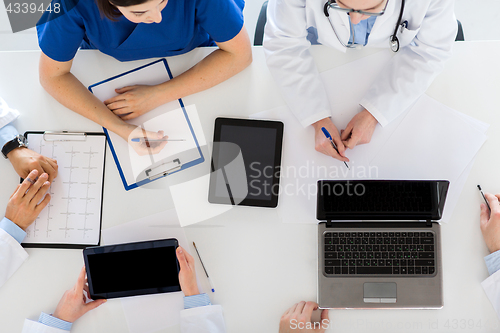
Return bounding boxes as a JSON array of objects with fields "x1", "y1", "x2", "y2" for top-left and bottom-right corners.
[{"x1": 1, "y1": 134, "x2": 28, "y2": 159}]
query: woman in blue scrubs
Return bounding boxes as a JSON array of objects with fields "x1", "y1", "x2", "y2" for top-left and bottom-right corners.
[{"x1": 36, "y1": 0, "x2": 251, "y2": 152}]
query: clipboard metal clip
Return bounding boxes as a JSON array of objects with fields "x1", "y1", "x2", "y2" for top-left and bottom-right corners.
[
  {"x1": 146, "y1": 158, "x2": 182, "y2": 181},
  {"x1": 43, "y1": 131, "x2": 87, "y2": 142}
]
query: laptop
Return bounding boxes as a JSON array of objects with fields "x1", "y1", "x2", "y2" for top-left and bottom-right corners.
[{"x1": 317, "y1": 180, "x2": 449, "y2": 309}]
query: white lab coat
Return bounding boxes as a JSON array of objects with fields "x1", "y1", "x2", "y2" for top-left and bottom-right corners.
[
  {"x1": 21, "y1": 305, "x2": 227, "y2": 332},
  {"x1": 482, "y1": 270, "x2": 500, "y2": 319},
  {"x1": 0, "y1": 228, "x2": 28, "y2": 289},
  {"x1": 264, "y1": 0, "x2": 457, "y2": 128}
]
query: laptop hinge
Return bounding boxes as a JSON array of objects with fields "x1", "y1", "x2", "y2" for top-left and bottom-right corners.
[
  {"x1": 326, "y1": 220, "x2": 333, "y2": 228},
  {"x1": 426, "y1": 220, "x2": 432, "y2": 227}
]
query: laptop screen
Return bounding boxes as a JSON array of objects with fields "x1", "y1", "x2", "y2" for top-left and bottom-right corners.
[{"x1": 316, "y1": 180, "x2": 449, "y2": 221}]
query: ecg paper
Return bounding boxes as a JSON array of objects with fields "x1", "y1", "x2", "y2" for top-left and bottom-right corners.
[{"x1": 22, "y1": 133, "x2": 106, "y2": 247}]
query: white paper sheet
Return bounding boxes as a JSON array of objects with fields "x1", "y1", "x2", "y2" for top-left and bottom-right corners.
[
  {"x1": 101, "y1": 210, "x2": 201, "y2": 333},
  {"x1": 90, "y1": 61, "x2": 205, "y2": 188},
  {"x1": 23, "y1": 133, "x2": 106, "y2": 245},
  {"x1": 170, "y1": 174, "x2": 234, "y2": 227},
  {"x1": 251, "y1": 50, "x2": 489, "y2": 224}
]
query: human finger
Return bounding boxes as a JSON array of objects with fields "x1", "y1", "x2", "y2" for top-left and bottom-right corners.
[
  {"x1": 38, "y1": 159, "x2": 57, "y2": 183},
  {"x1": 293, "y1": 301, "x2": 306, "y2": 315},
  {"x1": 24, "y1": 172, "x2": 48, "y2": 202},
  {"x1": 18, "y1": 169, "x2": 39, "y2": 198},
  {"x1": 44, "y1": 158, "x2": 59, "y2": 181},
  {"x1": 320, "y1": 309, "x2": 329, "y2": 322},
  {"x1": 75, "y1": 267, "x2": 86, "y2": 295},
  {"x1": 35, "y1": 194, "x2": 51, "y2": 215},
  {"x1": 332, "y1": 135, "x2": 347, "y2": 157},
  {"x1": 485, "y1": 193, "x2": 500, "y2": 212},
  {"x1": 496, "y1": 194, "x2": 500, "y2": 201},
  {"x1": 302, "y1": 301, "x2": 318, "y2": 319},
  {"x1": 107, "y1": 101, "x2": 129, "y2": 112},
  {"x1": 115, "y1": 86, "x2": 135, "y2": 94},
  {"x1": 341, "y1": 124, "x2": 353, "y2": 141},
  {"x1": 176, "y1": 247, "x2": 190, "y2": 271},
  {"x1": 480, "y1": 203, "x2": 489, "y2": 230},
  {"x1": 30, "y1": 180, "x2": 51, "y2": 208},
  {"x1": 84, "y1": 299, "x2": 107, "y2": 312},
  {"x1": 103, "y1": 94, "x2": 126, "y2": 105}
]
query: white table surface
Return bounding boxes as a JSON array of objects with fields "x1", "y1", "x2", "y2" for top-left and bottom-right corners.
[{"x1": 0, "y1": 42, "x2": 500, "y2": 333}]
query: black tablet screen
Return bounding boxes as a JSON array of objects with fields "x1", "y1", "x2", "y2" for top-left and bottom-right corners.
[
  {"x1": 219, "y1": 125, "x2": 277, "y2": 201},
  {"x1": 87, "y1": 246, "x2": 179, "y2": 294}
]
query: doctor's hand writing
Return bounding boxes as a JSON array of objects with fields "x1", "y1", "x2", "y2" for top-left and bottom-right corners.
[
  {"x1": 279, "y1": 301, "x2": 330, "y2": 333},
  {"x1": 4, "y1": 169, "x2": 51, "y2": 230},
  {"x1": 104, "y1": 85, "x2": 163, "y2": 120},
  {"x1": 126, "y1": 126, "x2": 169, "y2": 156},
  {"x1": 53, "y1": 267, "x2": 107, "y2": 323},
  {"x1": 479, "y1": 193, "x2": 500, "y2": 253},
  {"x1": 312, "y1": 118, "x2": 349, "y2": 162},
  {"x1": 7, "y1": 147, "x2": 58, "y2": 182},
  {"x1": 341, "y1": 109, "x2": 378, "y2": 149},
  {"x1": 176, "y1": 246, "x2": 200, "y2": 297}
]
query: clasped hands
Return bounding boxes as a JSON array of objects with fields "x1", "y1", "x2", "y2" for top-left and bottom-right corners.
[{"x1": 313, "y1": 109, "x2": 378, "y2": 162}]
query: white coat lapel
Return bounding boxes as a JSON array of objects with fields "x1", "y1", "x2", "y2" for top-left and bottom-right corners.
[{"x1": 371, "y1": 0, "x2": 398, "y2": 33}]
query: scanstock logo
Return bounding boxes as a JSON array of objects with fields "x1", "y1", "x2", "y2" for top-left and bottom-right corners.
[{"x1": 3, "y1": 0, "x2": 78, "y2": 33}]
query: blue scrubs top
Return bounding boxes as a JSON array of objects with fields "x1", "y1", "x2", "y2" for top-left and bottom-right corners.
[{"x1": 36, "y1": 0, "x2": 244, "y2": 62}]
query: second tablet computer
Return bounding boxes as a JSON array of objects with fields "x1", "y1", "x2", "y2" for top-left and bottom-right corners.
[
  {"x1": 83, "y1": 239, "x2": 181, "y2": 299},
  {"x1": 209, "y1": 117, "x2": 284, "y2": 208}
]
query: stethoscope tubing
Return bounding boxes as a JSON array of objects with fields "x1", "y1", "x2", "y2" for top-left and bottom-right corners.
[{"x1": 324, "y1": 0, "x2": 405, "y2": 52}]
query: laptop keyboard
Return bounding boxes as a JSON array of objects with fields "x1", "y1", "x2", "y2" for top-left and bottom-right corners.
[{"x1": 324, "y1": 231, "x2": 436, "y2": 276}]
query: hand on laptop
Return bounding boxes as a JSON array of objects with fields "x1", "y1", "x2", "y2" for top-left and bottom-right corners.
[
  {"x1": 480, "y1": 193, "x2": 500, "y2": 253},
  {"x1": 279, "y1": 301, "x2": 330, "y2": 333},
  {"x1": 176, "y1": 246, "x2": 200, "y2": 296},
  {"x1": 53, "y1": 267, "x2": 107, "y2": 323}
]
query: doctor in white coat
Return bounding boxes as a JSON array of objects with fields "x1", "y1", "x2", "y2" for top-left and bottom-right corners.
[
  {"x1": 1, "y1": 96, "x2": 58, "y2": 289},
  {"x1": 21, "y1": 246, "x2": 227, "y2": 332},
  {"x1": 480, "y1": 192, "x2": 500, "y2": 319},
  {"x1": 264, "y1": 0, "x2": 457, "y2": 161}
]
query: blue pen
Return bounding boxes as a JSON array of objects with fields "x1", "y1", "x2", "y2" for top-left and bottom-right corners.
[{"x1": 321, "y1": 127, "x2": 349, "y2": 169}]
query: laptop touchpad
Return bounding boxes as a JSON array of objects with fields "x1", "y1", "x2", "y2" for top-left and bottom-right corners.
[{"x1": 363, "y1": 283, "x2": 397, "y2": 303}]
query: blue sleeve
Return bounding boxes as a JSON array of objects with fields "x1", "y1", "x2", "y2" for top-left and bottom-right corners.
[
  {"x1": 184, "y1": 293, "x2": 212, "y2": 309},
  {"x1": 0, "y1": 217, "x2": 26, "y2": 244},
  {"x1": 485, "y1": 250, "x2": 500, "y2": 276},
  {"x1": 196, "y1": 0, "x2": 244, "y2": 43},
  {"x1": 39, "y1": 312, "x2": 73, "y2": 331},
  {"x1": 36, "y1": 0, "x2": 85, "y2": 62},
  {"x1": 0, "y1": 124, "x2": 18, "y2": 149}
]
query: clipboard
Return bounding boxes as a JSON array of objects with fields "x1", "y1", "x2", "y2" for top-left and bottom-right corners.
[
  {"x1": 22, "y1": 131, "x2": 107, "y2": 249},
  {"x1": 88, "y1": 59, "x2": 205, "y2": 191}
]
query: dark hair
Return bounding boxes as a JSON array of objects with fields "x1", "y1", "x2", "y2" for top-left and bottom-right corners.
[{"x1": 95, "y1": 0, "x2": 150, "y2": 20}]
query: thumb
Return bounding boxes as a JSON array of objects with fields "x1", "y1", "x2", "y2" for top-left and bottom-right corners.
[
  {"x1": 84, "y1": 299, "x2": 107, "y2": 312},
  {"x1": 321, "y1": 309, "x2": 329, "y2": 321},
  {"x1": 115, "y1": 86, "x2": 133, "y2": 93},
  {"x1": 176, "y1": 247, "x2": 189, "y2": 271},
  {"x1": 480, "y1": 203, "x2": 490, "y2": 229}
]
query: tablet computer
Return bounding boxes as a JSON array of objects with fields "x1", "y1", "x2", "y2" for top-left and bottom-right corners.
[
  {"x1": 83, "y1": 239, "x2": 181, "y2": 299},
  {"x1": 209, "y1": 117, "x2": 284, "y2": 208}
]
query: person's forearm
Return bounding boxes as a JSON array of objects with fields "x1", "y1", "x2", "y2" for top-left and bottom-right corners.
[
  {"x1": 153, "y1": 47, "x2": 252, "y2": 105},
  {"x1": 40, "y1": 71, "x2": 133, "y2": 140}
]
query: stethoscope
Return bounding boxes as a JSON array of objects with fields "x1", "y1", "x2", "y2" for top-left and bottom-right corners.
[{"x1": 324, "y1": 0, "x2": 406, "y2": 52}]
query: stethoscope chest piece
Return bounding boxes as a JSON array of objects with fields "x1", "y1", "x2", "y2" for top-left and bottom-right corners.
[{"x1": 390, "y1": 36, "x2": 400, "y2": 52}]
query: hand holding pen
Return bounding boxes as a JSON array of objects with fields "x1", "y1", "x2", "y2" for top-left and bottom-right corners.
[
  {"x1": 478, "y1": 186, "x2": 500, "y2": 254},
  {"x1": 128, "y1": 126, "x2": 169, "y2": 156},
  {"x1": 312, "y1": 118, "x2": 349, "y2": 164},
  {"x1": 320, "y1": 126, "x2": 349, "y2": 169}
]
